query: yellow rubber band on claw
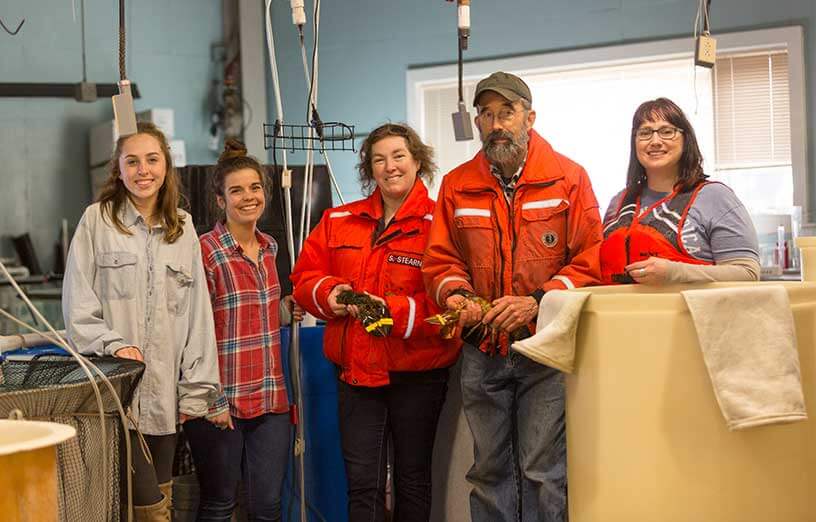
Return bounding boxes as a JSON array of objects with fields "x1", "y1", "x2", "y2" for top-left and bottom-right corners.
[{"x1": 364, "y1": 318, "x2": 394, "y2": 332}]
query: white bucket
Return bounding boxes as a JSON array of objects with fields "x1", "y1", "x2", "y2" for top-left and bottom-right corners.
[{"x1": 795, "y1": 237, "x2": 816, "y2": 281}]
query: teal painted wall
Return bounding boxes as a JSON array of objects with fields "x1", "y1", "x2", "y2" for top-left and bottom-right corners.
[
  {"x1": 0, "y1": 0, "x2": 221, "y2": 270},
  {"x1": 267, "y1": 0, "x2": 815, "y2": 204}
]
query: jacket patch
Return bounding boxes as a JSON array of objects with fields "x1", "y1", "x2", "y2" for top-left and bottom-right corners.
[
  {"x1": 542, "y1": 231, "x2": 559, "y2": 248},
  {"x1": 388, "y1": 253, "x2": 422, "y2": 268}
]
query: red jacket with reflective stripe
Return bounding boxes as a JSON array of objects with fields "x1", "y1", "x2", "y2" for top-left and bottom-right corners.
[
  {"x1": 422, "y1": 130, "x2": 603, "y2": 354},
  {"x1": 290, "y1": 180, "x2": 460, "y2": 387}
]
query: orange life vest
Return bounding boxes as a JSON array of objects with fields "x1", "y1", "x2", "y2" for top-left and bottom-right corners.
[{"x1": 600, "y1": 182, "x2": 713, "y2": 285}]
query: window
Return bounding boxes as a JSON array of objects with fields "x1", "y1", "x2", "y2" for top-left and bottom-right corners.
[
  {"x1": 713, "y1": 51, "x2": 793, "y2": 212},
  {"x1": 408, "y1": 26, "x2": 808, "y2": 225}
]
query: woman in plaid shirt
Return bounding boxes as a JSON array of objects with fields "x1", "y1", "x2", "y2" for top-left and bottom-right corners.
[{"x1": 184, "y1": 139, "x2": 301, "y2": 521}]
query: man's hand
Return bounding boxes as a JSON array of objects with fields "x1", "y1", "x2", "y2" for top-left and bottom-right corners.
[
  {"x1": 625, "y1": 257, "x2": 675, "y2": 286},
  {"x1": 482, "y1": 295, "x2": 538, "y2": 332},
  {"x1": 327, "y1": 284, "x2": 353, "y2": 317},
  {"x1": 445, "y1": 294, "x2": 484, "y2": 327},
  {"x1": 114, "y1": 346, "x2": 143, "y2": 362}
]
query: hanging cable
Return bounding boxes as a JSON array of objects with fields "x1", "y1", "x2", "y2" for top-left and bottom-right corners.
[
  {"x1": 264, "y1": 4, "x2": 308, "y2": 522},
  {"x1": 118, "y1": 0, "x2": 126, "y2": 81},
  {"x1": 0, "y1": 16, "x2": 24, "y2": 36},
  {"x1": 451, "y1": 0, "x2": 474, "y2": 141},
  {"x1": 112, "y1": 0, "x2": 137, "y2": 136}
]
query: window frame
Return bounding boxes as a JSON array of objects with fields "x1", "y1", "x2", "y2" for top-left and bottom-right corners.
[{"x1": 406, "y1": 25, "x2": 808, "y2": 223}]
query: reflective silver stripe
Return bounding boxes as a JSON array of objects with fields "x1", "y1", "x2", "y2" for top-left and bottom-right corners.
[
  {"x1": 553, "y1": 275, "x2": 575, "y2": 290},
  {"x1": 403, "y1": 297, "x2": 416, "y2": 339},
  {"x1": 521, "y1": 199, "x2": 565, "y2": 210},
  {"x1": 453, "y1": 208, "x2": 490, "y2": 218},
  {"x1": 424, "y1": 214, "x2": 433, "y2": 221},
  {"x1": 329, "y1": 211, "x2": 351, "y2": 219},
  {"x1": 312, "y1": 276, "x2": 332, "y2": 317},
  {"x1": 602, "y1": 203, "x2": 637, "y2": 234},
  {"x1": 435, "y1": 276, "x2": 470, "y2": 305}
]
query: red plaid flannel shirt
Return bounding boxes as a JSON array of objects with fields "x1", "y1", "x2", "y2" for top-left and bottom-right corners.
[{"x1": 200, "y1": 222, "x2": 289, "y2": 418}]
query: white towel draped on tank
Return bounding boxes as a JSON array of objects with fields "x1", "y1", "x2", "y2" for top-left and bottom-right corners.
[
  {"x1": 510, "y1": 290, "x2": 590, "y2": 373},
  {"x1": 681, "y1": 285, "x2": 807, "y2": 431}
]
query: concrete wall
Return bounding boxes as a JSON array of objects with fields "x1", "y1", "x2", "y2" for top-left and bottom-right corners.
[
  {"x1": 0, "y1": 0, "x2": 221, "y2": 270},
  {"x1": 267, "y1": 0, "x2": 815, "y2": 206}
]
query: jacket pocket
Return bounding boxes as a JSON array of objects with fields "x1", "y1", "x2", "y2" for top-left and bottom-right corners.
[
  {"x1": 519, "y1": 199, "x2": 569, "y2": 260},
  {"x1": 328, "y1": 233, "x2": 366, "y2": 281},
  {"x1": 166, "y1": 263, "x2": 194, "y2": 316},
  {"x1": 95, "y1": 251, "x2": 137, "y2": 300},
  {"x1": 454, "y1": 214, "x2": 495, "y2": 269}
]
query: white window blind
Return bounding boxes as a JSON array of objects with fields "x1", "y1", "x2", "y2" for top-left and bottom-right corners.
[
  {"x1": 714, "y1": 52, "x2": 791, "y2": 168},
  {"x1": 418, "y1": 59, "x2": 715, "y2": 212}
]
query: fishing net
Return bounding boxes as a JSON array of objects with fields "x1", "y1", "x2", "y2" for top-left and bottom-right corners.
[{"x1": 0, "y1": 354, "x2": 144, "y2": 522}]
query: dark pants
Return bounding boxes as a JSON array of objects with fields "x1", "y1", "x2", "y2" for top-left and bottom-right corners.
[
  {"x1": 337, "y1": 369, "x2": 449, "y2": 522},
  {"x1": 184, "y1": 413, "x2": 291, "y2": 522},
  {"x1": 130, "y1": 431, "x2": 177, "y2": 506}
]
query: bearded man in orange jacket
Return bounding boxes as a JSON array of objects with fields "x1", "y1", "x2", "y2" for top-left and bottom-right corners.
[{"x1": 422, "y1": 71, "x2": 603, "y2": 522}]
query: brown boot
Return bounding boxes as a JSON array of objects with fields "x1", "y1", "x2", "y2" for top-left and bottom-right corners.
[
  {"x1": 133, "y1": 492, "x2": 171, "y2": 522},
  {"x1": 158, "y1": 480, "x2": 173, "y2": 516}
]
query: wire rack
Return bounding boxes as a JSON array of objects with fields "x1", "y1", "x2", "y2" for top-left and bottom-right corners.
[{"x1": 264, "y1": 120, "x2": 355, "y2": 153}]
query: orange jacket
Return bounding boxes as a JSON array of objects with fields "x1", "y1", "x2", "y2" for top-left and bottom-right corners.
[
  {"x1": 422, "y1": 130, "x2": 603, "y2": 353},
  {"x1": 290, "y1": 180, "x2": 460, "y2": 387}
]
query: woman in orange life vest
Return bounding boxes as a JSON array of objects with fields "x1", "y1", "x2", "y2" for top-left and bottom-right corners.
[
  {"x1": 600, "y1": 97, "x2": 760, "y2": 285},
  {"x1": 290, "y1": 123, "x2": 460, "y2": 521}
]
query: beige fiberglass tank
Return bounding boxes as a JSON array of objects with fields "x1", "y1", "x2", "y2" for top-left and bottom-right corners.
[
  {"x1": 0, "y1": 419, "x2": 76, "y2": 521},
  {"x1": 566, "y1": 282, "x2": 816, "y2": 522},
  {"x1": 430, "y1": 281, "x2": 815, "y2": 521}
]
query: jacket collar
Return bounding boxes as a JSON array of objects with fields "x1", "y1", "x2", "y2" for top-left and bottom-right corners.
[
  {"x1": 348, "y1": 179, "x2": 433, "y2": 223},
  {"x1": 214, "y1": 220, "x2": 271, "y2": 254},
  {"x1": 463, "y1": 129, "x2": 566, "y2": 190},
  {"x1": 120, "y1": 197, "x2": 163, "y2": 229}
]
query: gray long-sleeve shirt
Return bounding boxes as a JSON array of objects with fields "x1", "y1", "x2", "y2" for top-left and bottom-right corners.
[{"x1": 62, "y1": 200, "x2": 221, "y2": 435}]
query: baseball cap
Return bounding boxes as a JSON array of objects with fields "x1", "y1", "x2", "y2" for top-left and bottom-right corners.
[{"x1": 472, "y1": 71, "x2": 532, "y2": 107}]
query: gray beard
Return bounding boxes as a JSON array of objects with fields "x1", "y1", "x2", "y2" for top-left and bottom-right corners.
[{"x1": 483, "y1": 128, "x2": 529, "y2": 168}]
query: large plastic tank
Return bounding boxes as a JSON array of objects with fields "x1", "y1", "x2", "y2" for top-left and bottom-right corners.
[
  {"x1": 0, "y1": 419, "x2": 76, "y2": 522},
  {"x1": 431, "y1": 282, "x2": 816, "y2": 522}
]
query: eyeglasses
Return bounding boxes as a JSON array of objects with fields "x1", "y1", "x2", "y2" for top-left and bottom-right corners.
[
  {"x1": 635, "y1": 126, "x2": 684, "y2": 141},
  {"x1": 477, "y1": 107, "x2": 518, "y2": 124}
]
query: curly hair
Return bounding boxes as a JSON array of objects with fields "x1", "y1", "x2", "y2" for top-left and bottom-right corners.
[{"x1": 356, "y1": 123, "x2": 437, "y2": 195}]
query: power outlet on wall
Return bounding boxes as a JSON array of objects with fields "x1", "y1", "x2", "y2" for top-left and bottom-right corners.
[{"x1": 695, "y1": 35, "x2": 717, "y2": 68}]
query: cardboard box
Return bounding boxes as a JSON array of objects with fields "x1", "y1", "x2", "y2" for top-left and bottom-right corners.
[
  {"x1": 89, "y1": 120, "x2": 117, "y2": 168},
  {"x1": 89, "y1": 108, "x2": 175, "y2": 168},
  {"x1": 170, "y1": 139, "x2": 186, "y2": 167},
  {"x1": 90, "y1": 165, "x2": 109, "y2": 201},
  {"x1": 137, "y1": 108, "x2": 174, "y2": 139}
]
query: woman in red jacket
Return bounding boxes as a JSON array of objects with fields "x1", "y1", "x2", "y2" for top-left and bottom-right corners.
[{"x1": 290, "y1": 123, "x2": 459, "y2": 522}]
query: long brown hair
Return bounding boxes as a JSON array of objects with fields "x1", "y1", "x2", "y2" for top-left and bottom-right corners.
[
  {"x1": 625, "y1": 97, "x2": 707, "y2": 196},
  {"x1": 357, "y1": 123, "x2": 437, "y2": 195},
  {"x1": 97, "y1": 121, "x2": 186, "y2": 243},
  {"x1": 210, "y1": 139, "x2": 269, "y2": 222}
]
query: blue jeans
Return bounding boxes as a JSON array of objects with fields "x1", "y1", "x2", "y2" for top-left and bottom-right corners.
[
  {"x1": 460, "y1": 344, "x2": 567, "y2": 522},
  {"x1": 184, "y1": 413, "x2": 291, "y2": 522}
]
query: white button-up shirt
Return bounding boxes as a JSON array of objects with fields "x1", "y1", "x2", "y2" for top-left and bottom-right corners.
[{"x1": 62, "y1": 199, "x2": 221, "y2": 435}]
